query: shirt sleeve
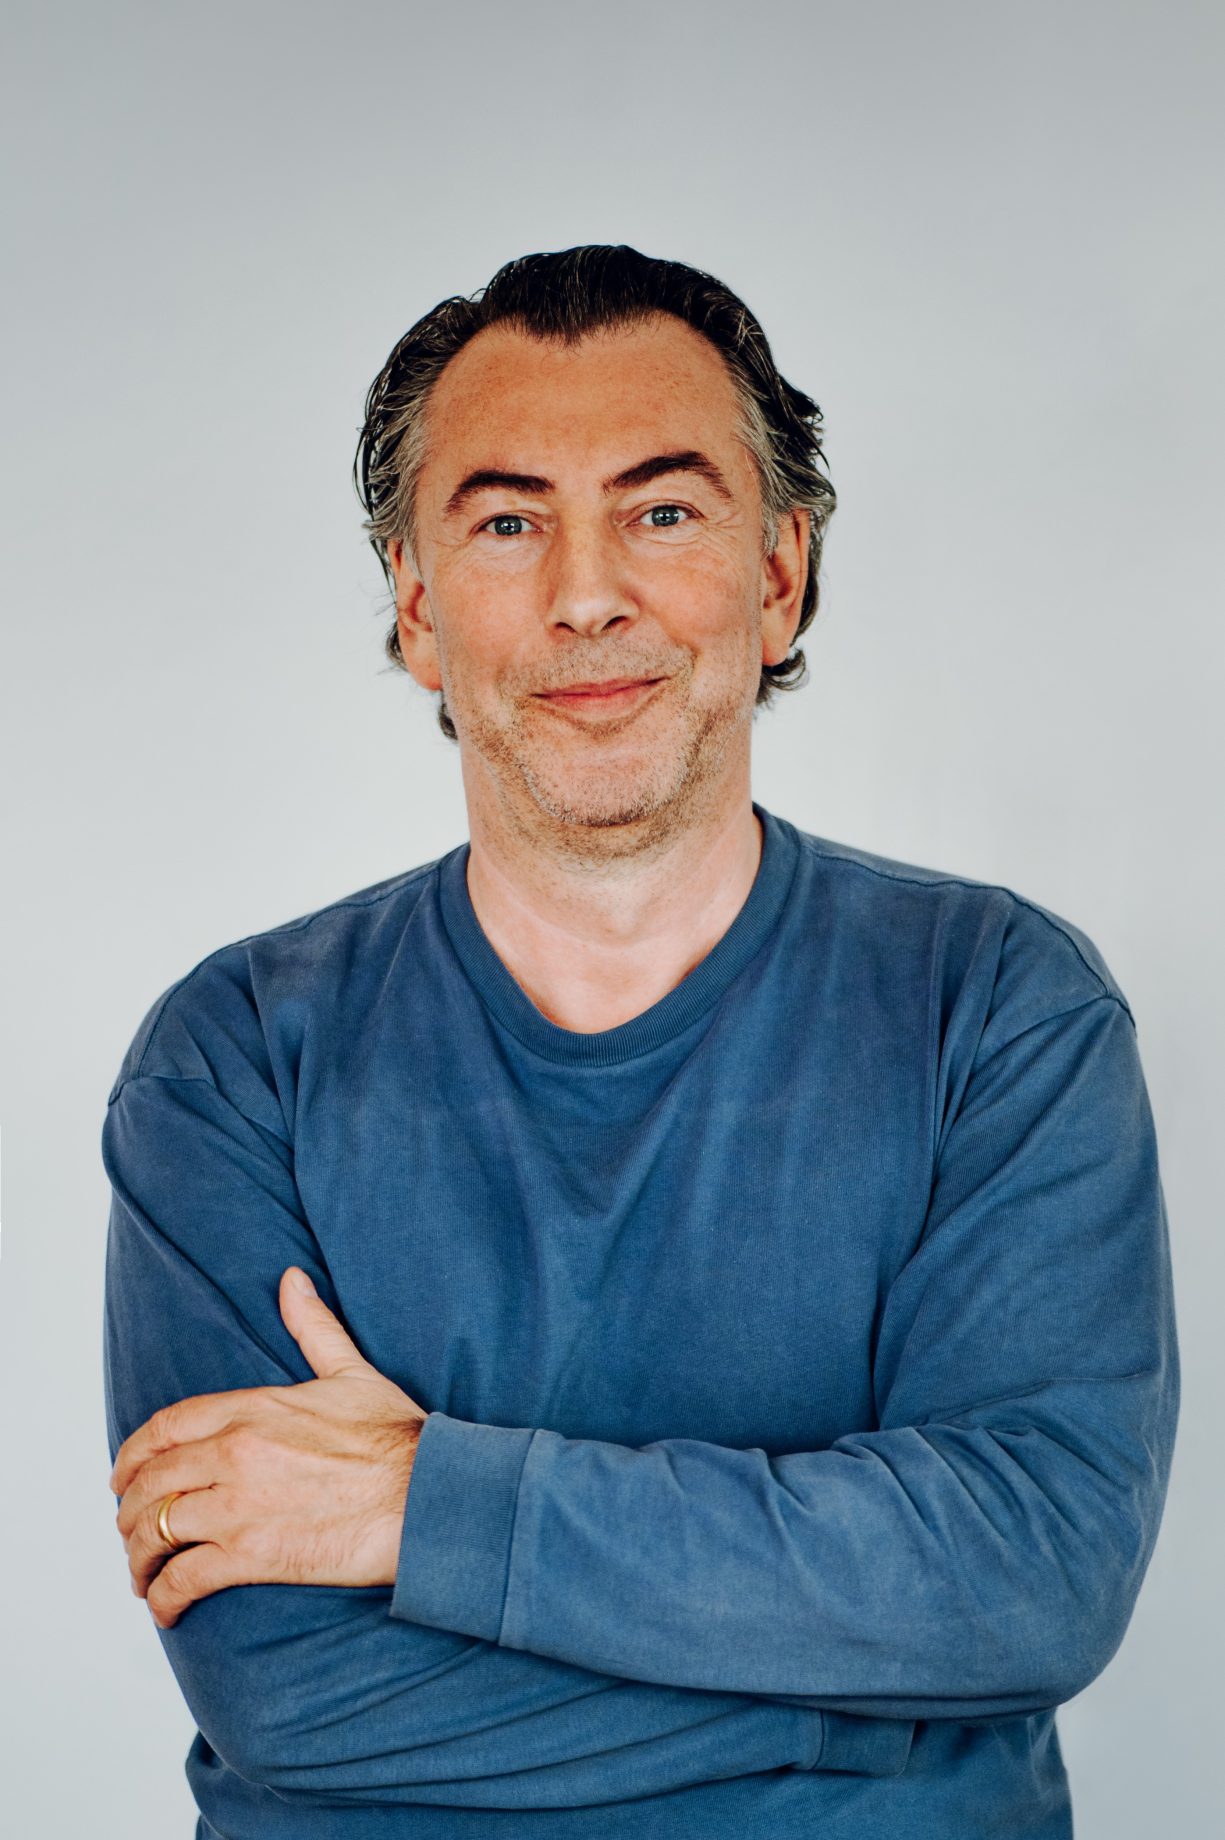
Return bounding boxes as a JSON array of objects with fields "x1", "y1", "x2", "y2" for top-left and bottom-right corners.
[
  {"x1": 102, "y1": 1069, "x2": 912, "y2": 1807},
  {"x1": 390, "y1": 991, "x2": 1181, "y2": 1724}
]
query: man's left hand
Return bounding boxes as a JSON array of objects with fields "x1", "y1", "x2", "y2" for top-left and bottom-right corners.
[{"x1": 110, "y1": 1268, "x2": 428, "y2": 1628}]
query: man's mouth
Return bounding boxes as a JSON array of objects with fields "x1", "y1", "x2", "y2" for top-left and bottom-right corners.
[{"x1": 536, "y1": 676, "x2": 664, "y2": 707}]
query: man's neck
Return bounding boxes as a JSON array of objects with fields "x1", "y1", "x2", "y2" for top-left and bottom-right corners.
[{"x1": 461, "y1": 784, "x2": 764, "y2": 1035}]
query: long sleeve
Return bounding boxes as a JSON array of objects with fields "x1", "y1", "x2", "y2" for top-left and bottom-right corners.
[
  {"x1": 390, "y1": 992, "x2": 1180, "y2": 1723},
  {"x1": 103, "y1": 1070, "x2": 865, "y2": 1810}
]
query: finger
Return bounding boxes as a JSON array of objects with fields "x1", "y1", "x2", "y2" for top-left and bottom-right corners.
[
  {"x1": 146, "y1": 1540, "x2": 251, "y2": 1629},
  {"x1": 278, "y1": 1267, "x2": 373, "y2": 1381},
  {"x1": 116, "y1": 1436, "x2": 226, "y2": 1542},
  {"x1": 110, "y1": 1390, "x2": 251, "y2": 1497},
  {"x1": 128, "y1": 1484, "x2": 224, "y2": 1598}
]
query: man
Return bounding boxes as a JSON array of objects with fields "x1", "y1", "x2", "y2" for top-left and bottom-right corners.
[{"x1": 103, "y1": 244, "x2": 1179, "y2": 1838}]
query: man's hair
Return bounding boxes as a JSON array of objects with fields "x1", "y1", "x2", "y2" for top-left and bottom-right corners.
[{"x1": 353, "y1": 244, "x2": 837, "y2": 741}]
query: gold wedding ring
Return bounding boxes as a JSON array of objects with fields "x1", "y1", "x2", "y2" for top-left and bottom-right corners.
[{"x1": 155, "y1": 1490, "x2": 188, "y2": 1553}]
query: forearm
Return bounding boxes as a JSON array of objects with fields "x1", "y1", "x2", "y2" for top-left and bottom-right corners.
[
  {"x1": 390, "y1": 997, "x2": 1179, "y2": 1722},
  {"x1": 126, "y1": 1564, "x2": 827, "y2": 1806},
  {"x1": 390, "y1": 1384, "x2": 1169, "y2": 1720},
  {"x1": 102, "y1": 1092, "x2": 834, "y2": 1808}
]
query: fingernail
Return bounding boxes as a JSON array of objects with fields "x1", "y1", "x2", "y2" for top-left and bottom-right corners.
[{"x1": 290, "y1": 1268, "x2": 316, "y2": 1296}]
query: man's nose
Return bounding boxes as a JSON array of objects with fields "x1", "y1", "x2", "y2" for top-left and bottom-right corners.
[{"x1": 543, "y1": 519, "x2": 637, "y2": 637}]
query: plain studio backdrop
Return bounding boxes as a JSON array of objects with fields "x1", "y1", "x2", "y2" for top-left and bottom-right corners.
[{"x1": 1, "y1": 3, "x2": 1220, "y2": 1833}]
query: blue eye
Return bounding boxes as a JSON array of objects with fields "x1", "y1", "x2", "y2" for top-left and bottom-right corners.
[{"x1": 479, "y1": 505, "x2": 692, "y2": 539}]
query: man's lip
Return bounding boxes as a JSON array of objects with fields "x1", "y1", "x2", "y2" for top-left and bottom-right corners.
[{"x1": 537, "y1": 677, "x2": 663, "y2": 697}]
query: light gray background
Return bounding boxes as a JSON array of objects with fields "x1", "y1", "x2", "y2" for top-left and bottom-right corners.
[{"x1": 2, "y1": 3, "x2": 1220, "y2": 1833}]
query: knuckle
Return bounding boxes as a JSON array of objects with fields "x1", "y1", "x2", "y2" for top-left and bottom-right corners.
[
  {"x1": 150, "y1": 1553, "x2": 187, "y2": 1614},
  {"x1": 225, "y1": 1423, "x2": 260, "y2": 1470},
  {"x1": 120, "y1": 1487, "x2": 154, "y2": 1545},
  {"x1": 230, "y1": 1518, "x2": 267, "y2": 1564},
  {"x1": 148, "y1": 1402, "x2": 177, "y2": 1444},
  {"x1": 228, "y1": 1522, "x2": 253, "y2": 1561},
  {"x1": 132, "y1": 1456, "x2": 168, "y2": 1505}
]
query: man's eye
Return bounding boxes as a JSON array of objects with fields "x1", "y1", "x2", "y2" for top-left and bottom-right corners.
[
  {"x1": 478, "y1": 506, "x2": 693, "y2": 538},
  {"x1": 481, "y1": 514, "x2": 532, "y2": 537},
  {"x1": 640, "y1": 504, "x2": 692, "y2": 529}
]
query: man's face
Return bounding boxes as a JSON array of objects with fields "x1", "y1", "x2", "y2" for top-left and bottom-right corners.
[{"x1": 389, "y1": 312, "x2": 806, "y2": 841}]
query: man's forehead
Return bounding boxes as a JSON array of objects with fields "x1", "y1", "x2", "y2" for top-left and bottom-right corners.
[{"x1": 423, "y1": 314, "x2": 742, "y2": 455}]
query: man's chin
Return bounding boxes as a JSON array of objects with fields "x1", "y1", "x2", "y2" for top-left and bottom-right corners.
[
  {"x1": 514, "y1": 755, "x2": 687, "y2": 832},
  {"x1": 456, "y1": 697, "x2": 730, "y2": 838},
  {"x1": 509, "y1": 701, "x2": 744, "y2": 838}
]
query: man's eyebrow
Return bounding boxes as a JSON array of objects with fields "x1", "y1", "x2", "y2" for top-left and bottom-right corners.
[
  {"x1": 440, "y1": 449, "x2": 736, "y2": 520},
  {"x1": 607, "y1": 450, "x2": 736, "y2": 503}
]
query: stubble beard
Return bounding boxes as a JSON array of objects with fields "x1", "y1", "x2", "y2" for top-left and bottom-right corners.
[{"x1": 449, "y1": 663, "x2": 756, "y2": 861}]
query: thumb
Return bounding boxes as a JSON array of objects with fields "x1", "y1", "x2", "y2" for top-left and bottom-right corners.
[{"x1": 279, "y1": 1267, "x2": 373, "y2": 1380}]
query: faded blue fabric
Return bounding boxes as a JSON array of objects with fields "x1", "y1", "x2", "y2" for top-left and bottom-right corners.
[{"x1": 101, "y1": 803, "x2": 1179, "y2": 1837}]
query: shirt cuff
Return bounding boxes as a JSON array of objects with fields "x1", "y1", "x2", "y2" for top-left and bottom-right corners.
[
  {"x1": 389, "y1": 1410, "x2": 536, "y2": 1641},
  {"x1": 808, "y1": 1710, "x2": 917, "y2": 1776}
]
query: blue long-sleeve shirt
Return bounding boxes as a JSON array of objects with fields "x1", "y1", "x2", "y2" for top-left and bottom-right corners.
[{"x1": 101, "y1": 801, "x2": 1179, "y2": 1838}]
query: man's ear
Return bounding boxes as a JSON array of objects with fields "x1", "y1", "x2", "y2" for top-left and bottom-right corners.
[
  {"x1": 387, "y1": 538, "x2": 443, "y2": 692},
  {"x1": 760, "y1": 508, "x2": 811, "y2": 669}
]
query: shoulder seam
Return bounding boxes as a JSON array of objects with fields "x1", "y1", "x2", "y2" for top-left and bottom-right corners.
[
  {"x1": 108, "y1": 1070, "x2": 226, "y2": 1108},
  {"x1": 796, "y1": 834, "x2": 1126, "y2": 1015},
  {"x1": 105, "y1": 1072, "x2": 297, "y2": 1157},
  {"x1": 982, "y1": 992, "x2": 1137, "y2": 1068}
]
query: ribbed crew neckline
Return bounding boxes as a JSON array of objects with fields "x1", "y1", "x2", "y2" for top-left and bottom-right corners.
[{"x1": 435, "y1": 801, "x2": 800, "y2": 1067}]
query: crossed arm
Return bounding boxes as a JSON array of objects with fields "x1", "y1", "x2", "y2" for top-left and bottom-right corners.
[
  {"x1": 102, "y1": 1074, "x2": 845, "y2": 1804},
  {"x1": 111, "y1": 1260, "x2": 430, "y2": 1621},
  {"x1": 102, "y1": 992, "x2": 1179, "y2": 1807}
]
